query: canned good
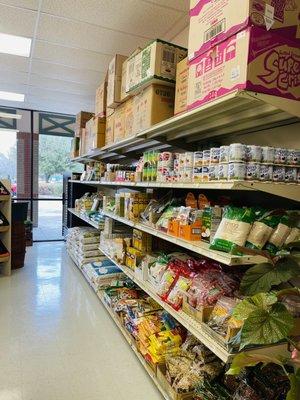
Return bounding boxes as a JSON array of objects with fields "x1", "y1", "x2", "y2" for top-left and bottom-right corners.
[
  {"x1": 229, "y1": 143, "x2": 246, "y2": 162},
  {"x1": 210, "y1": 147, "x2": 220, "y2": 164},
  {"x1": 218, "y1": 163, "x2": 228, "y2": 180},
  {"x1": 259, "y1": 164, "x2": 273, "y2": 181},
  {"x1": 287, "y1": 149, "x2": 300, "y2": 166},
  {"x1": 219, "y1": 146, "x2": 229, "y2": 163},
  {"x1": 202, "y1": 150, "x2": 211, "y2": 166},
  {"x1": 208, "y1": 164, "x2": 219, "y2": 181},
  {"x1": 194, "y1": 151, "x2": 203, "y2": 167},
  {"x1": 202, "y1": 166, "x2": 209, "y2": 182},
  {"x1": 228, "y1": 162, "x2": 246, "y2": 180},
  {"x1": 261, "y1": 146, "x2": 274, "y2": 164},
  {"x1": 274, "y1": 148, "x2": 287, "y2": 164},
  {"x1": 273, "y1": 165, "x2": 285, "y2": 182},
  {"x1": 246, "y1": 162, "x2": 260, "y2": 180},
  {"x1": 246, "y1": 145, "x2": 262, "y2": 162},
  {"x1": 285, "y1": 167, "x2": 297, "y2": 182}
]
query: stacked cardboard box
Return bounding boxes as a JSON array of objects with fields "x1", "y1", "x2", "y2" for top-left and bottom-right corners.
[
  {"x1": 187, "y1": 0, "x2": 300, "y2": 111},
  {"x1": 85, "y1": 116, "x2": 106, "y2": 150},
  {"x1": 107, "y1": 54, "x2": 128, "y2": 108},
  {"x1": 75, "y1": 111, "x2": 94, "y2": 138}
]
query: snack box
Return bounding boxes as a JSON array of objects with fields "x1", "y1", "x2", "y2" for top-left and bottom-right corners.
[
  {"x1": 188, "y1": 0, "x2": 300, "y2": 61},
  {"x1": 174, "y1": 57, "x2": 188, "y2": 115},
  {"x1": 187, "y1": 26, "x2": 300, "y2": 112},
  {"x1": 156, "y1": 364, "x2": 194, "y2": 400},
  {"x1": 132, "y1": 229, "x2": 152, "y2": 252},
  {"x1": 179, "y1": 220, "x2": 202, "y2": 241},
  {"x1": 107, "y1": 54, "x2": 128, "y2": 108}
]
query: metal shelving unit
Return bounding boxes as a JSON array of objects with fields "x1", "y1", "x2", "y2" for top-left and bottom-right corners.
[{"x1": 68, "y1": 208, "x2": 101, "y2": 230}]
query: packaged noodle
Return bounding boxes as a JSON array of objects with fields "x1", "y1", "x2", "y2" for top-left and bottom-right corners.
[
  {"x1": 210, "y1": 207, "x2": 255, "y2": 253},
  {"x1": 246, "y1": 211, "x2": 281, "y2": 250},
  {"x1": 265, "y1": 214, "x2": 292, "y2": 254}
]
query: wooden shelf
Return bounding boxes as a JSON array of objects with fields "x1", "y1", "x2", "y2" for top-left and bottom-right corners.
[
  {"x1": 0, "y1": 180, "x2": 11, "y2": 276},
  {"x1": 98, "y1": 246, "x2": 288, "y2": 363},
  {"x1": 0, "y1": 195, "x2": 10, "y2": 202},
  {"x1": 0, "y1": 255, "x2": 10, "y2": 263},
  {"x1": 69, "y1": 180, "x2": 300, "y2": 202},
  {"x1": 68, "y1": 249, "x2": 170, "y2": 400},
  {"x1": 0, "y1": 226, "x2": 9, "y2": 233},
  {"x1": 68, "y1": 208, "x2": 101, "y2": 230},
  {"x1": 102, "y1": 211, "x2": 267, "y2": 266}
]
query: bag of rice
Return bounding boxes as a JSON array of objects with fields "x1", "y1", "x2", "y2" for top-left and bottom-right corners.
[
  {"x1": 265, "y1": 214, "x2": 292, "y2": 255},
  {"x1": 246, "y1": 210, "x2": 282, "y2": 250},
  {"x1": 210, "y1": 207, "x2": 255, "y2": 254}
]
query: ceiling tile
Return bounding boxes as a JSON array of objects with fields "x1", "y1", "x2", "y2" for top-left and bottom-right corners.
[
  {"x1": 33, "y1": 40, "x2": 111, "y2": 72},
  {"x1": 0, "y1": 54, "x2": 30, "y2": 73},
  {"x1": 41, "y1": 0, "x2": 183, "y2": 38},
  {"x1": 0, "y1": 70, "x2": 28, "y2": 85},
  {"x1": 36, "y1": 14, "x2": 148, "y2": 55},
  {"x1": 29, "y1": 74, "x2": 96, "y2": 96},
  {"x1": 0, "y1": 0, "x2": 39, "y2": 11},
  {"x1": 163, "y1": 14, "x2": 189, "y2": 43},
  {"x1": 25, "y1": 97, "x2": 93, "y2": 114},
  {"x1": 27, "y1": 87, "x2": 94, "y2": 104},
  {"x1": 0, "y1": 3, "x2": 37, "y2": 37},
  {"x1": 30, "y1": 60, "x2": 104, "y2": 85},
  {"x1": 142, "y1": 0, "x2": 189, "y2": 12}
]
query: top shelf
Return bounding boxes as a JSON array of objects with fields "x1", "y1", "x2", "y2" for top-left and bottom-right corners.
[{"x1": 72, "y1": 90, "x2": 300, "y2": 162}]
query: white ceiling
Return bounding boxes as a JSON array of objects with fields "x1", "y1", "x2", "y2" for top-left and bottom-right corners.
[{"x1": 0, "y1": 0, "x2": 189, "y2": 115}]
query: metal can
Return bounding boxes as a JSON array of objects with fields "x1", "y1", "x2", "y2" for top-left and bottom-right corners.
[
  {"x1": 274, "y1": 148, "x2": 288, "y2": 164},
  {"x1": 287, "y1": 149, "x2": 300, "y2": 166},
  {"x1": 246, "y1": 162, "x2": 260, "y2": 180},
  {"x1": 210, "y1": 147, "x2": 220, "y2": 164},
  {"x1": 273, "y1": 165, "x2": 286, "y2": 182},
  {"x1": 219, "y1": 145, "x2": 229, "y2": 163},
  {"x1": 246, "y1": 145, "x2": 262, "y2": 162},
  {"x1": 202, "y1": 150, "x2": 211, "y2": 166},
  {"x1": 218, "y1": 163, "x2": 228, "y2": 180},
  {"x1": 229, "y1": 143, "x2": 246, "y2": 162},
  {"x1": 259, "y1": 164, "x2": 273, "y2": 181},
  {"x1": 285, "y1": 167, "x2": 297, "y2": 182},
  {"x1": 208, "y1": 164, "x2": 219, "y2": 181},
  {"x1": 261, "y1": 146, "x2": 275, "y2": 164},
  {"x1": 228, "y1": 162, "x2": 246, "y2": 180}
]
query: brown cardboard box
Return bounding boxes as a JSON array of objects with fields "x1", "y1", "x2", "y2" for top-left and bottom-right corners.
[
  {"x1": 105, "y1": 114, "x2": 114, "y2": 146},
  {"x1": 187, "y1": 27, "x2": 300, "y2": 111},
  {"x1": 70, "y1": 137, "x2": 80, "y2": 159},
  {"x1": 107, "y1": 54, "x2": 128, "y2": 108},
  {"x1": 133, "y1": 84, "x2": 174, "y2": 134},
  {"x1": 188, "y1": 0, "x2": 300, "y2": 60},
  {"x1": 76, "y1": 111, "x2": 94, "y2": 128},
  {"x1": 79, "y1": 128, "x2": 87, "y2": 156},
  {"x1": 120, "y1": 58, "x2": 130, "y2": 102},
  {"x1": 113, "y1": 103, "x2": 126, "y2": 142},
  {"x1": 126, "y1": 40, "x2": 187, "y2": 93},
  {"x1": 174, "y1": 57, "x2": 188, "y2": 115},
  {"x1": 85, "y1": 116, "x2": 106, "y2": 150},
  {"x1": 95, "y1": 81, "x2": 107, "y2": 117},
  {"x1": 124, "y1": 97, "x2": 134, "y2": 137}
]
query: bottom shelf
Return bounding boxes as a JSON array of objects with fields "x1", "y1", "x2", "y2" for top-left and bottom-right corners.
[{"x1": 68, "y1": 249, "x2": 170, "y2": 400}]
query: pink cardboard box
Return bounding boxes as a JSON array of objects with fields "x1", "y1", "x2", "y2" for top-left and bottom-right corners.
[
  {"x1": 188, "y1": 0, "x2": 300, "y2": 61},
  {"x1": 187, "y1": 26, "x2": 300, "y2": 111}
]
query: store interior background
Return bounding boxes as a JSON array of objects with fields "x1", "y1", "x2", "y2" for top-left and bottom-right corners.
[{"x1": 0, "y1": 1, "x2": 299, "y2": 242}]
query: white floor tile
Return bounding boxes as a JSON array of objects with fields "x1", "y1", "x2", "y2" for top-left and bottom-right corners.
[{"x1": 0, "y1": 243, "x2": 163, "y2": 400}]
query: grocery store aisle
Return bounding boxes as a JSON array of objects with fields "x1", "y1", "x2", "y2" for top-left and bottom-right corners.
[{"x1": 0, "y1": 242, "x2": 163, "y2": 400}]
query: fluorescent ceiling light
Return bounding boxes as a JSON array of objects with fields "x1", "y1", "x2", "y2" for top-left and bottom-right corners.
[
  {"x1": 0, "y1": 33, "x2": 31, "y2": 57},
  {"x1": 0, "y1": 112, "x2": 22, "y2": 119},
  {"x1": 0, "y1": 91, "x2": 25, "y2": 102}
]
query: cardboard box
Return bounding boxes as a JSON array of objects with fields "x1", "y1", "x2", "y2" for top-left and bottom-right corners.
[
  {"x1": 187, "y1": 27, "x2": 300, "y2": 111},
  {"x1": 113, "y1": 103, "x2": 126, "y2": 142},
  {"x1": 105, "y1": 114, "x2": 114, "y2": 146},
  {"x1": 95, "y1": 80, "x2": 107, "y2": 117},
  {"x1": 133, "y1": 84, "x2": 174, "y2": 134},
  {"x1": 124, "y1": 97, "x2": 134, "y2": 137},
  {"x1": 120, "y1": 58, "x2": 129, "y2": 102},
  {"x1": 76, "y1": 111, "x2": 94, "y2": 128},
  {"x1": 174, "y1": 57, "x2": 188, "y2": 115},
  {"x1": 70, "y1": 137, "x2": 80, "y2": 159},
  {"x1": 107, "y1": 54, "x2": 128, "y2": 108},
  {"x1": 157, "y1": 365, "x2": 194, "y2": 400},
  {"x1": 188, "y1": 0, "x2": 300, "y2": 60},
  {"x1": 182, "y1": 294, "x2": 214, "y2": 323},
  {"x1": 79, "y1": 128, "x2": 87, "y2": 156},
  {"x1": 85, "y1": 116, "x2": 106, "y2": 150},
  {"x1": 126, "y1": 48, "x2": 142, "y2": 93}
]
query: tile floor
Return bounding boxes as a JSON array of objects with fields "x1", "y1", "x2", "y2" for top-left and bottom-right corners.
[{"x1": 0, "y1": 242, "x2": 163, "y2": 400}]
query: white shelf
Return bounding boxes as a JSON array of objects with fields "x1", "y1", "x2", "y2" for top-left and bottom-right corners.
[
  {"x1": 69, "y1": 180, "x2": 300, "y2": 202},
  {"x1": 68, "y1": 208, "x2": 101, "y2": 230},
  {"x1": 67, "y1": 249, "x2": 170, "y2": 400},
  {"x1": 102, "y1": 211, "x2": 267, "y2": 266},
  {"x1": 98, "y1": 246, "x2": 288, "y2": 363},
  {"x1": 0, "y1": 179, "x2": 11, "y2": 276}
]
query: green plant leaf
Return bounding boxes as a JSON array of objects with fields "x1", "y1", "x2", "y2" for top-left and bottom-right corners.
[
  {"x1": 286, "y1": 371, "x2": 300, "y2": 400},
  {"x1": 240, "y1": 257, "x2": 300, "y2": 296},
  {"x1": 227, "y1": 352, "x2": 286, "y2": 375},
  {"x1": 240, "y1": 303, "x2": 294, "y2": 349},
  {"x1": 233, "y1": 292, "x2": 277, "y2": 321}
]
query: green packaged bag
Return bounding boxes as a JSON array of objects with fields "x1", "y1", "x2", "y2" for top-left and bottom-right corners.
[
  {"x1": 210, "y1": 206, "x2": 255, "y2": 254},
  {"x1": 265, "y1": 214, "x2": 292, "y2": 255}
]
